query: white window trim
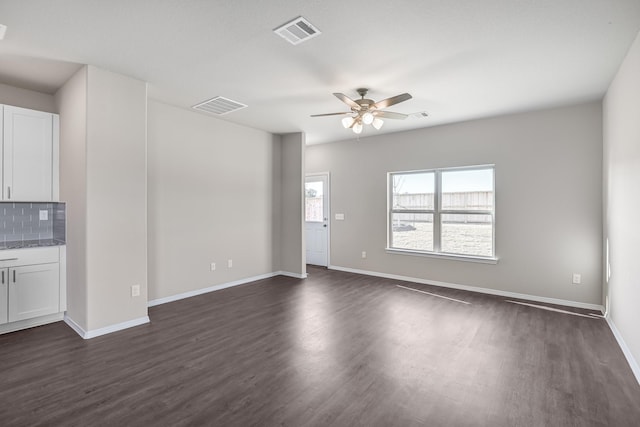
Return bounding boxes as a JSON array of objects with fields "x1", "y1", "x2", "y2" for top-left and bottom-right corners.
[
  {"x1": 385, "y1": 247, "x2": 498, "y2": 264},
  {"x1": 387, "y1": 165, "x2": 497, "y2": 263}
]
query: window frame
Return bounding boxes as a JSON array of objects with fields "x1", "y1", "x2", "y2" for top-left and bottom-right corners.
[{"x1": 387, "y1": 165, "x2": 497, "y2": 263}]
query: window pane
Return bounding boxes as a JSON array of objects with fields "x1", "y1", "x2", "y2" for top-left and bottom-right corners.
[
  {"x1": 305, "y1": 181, "x2": 323, "y2": 222},
  {"x1": 441, "y1": 214, "x2": 493, "y2": 257},
  {"x1": 391, "y1": 213, "x2": 433, "y2": 252},
  {"x1": 441, "y1": 169, "x2": 493, "y2": 211},
  {"x1": 392, "y1": 172, "x2": 434, "y2": 210}
]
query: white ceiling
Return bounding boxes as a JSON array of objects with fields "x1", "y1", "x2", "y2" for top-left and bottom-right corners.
[{"x1": 1, "y1": 0, "x2": 639, "y2": 144}]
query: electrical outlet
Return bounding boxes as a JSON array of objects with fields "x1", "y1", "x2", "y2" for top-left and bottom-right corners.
[
  {"x1": 228, "y1": 259, "x2": 233, "y2": 268},
  {"x1": 362, "y1": 251, "x2": 367, "y2": 259},
  {"x1": 39, "y1": 210, "x2": 48, "y2": 221},
  {"x1": 572, "y1": 273, "x2": 581, "y2": 284},
  {"x1": 131, "y1": 284, "x2": 141, "y2": 297},
  {"x1": 210, "y1": 262, "x2": 216, "y2": 271}
]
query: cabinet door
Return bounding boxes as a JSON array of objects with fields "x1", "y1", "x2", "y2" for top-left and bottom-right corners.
[
  {"x1": 3, "y1": 105, "x2": 53, "y2": 201},
  {"x1": 8, "y1": 263, "x2": 59, "y2": 322},
  {"x1": 0, "y1": 269, "x2": 7, "y2": 325}
]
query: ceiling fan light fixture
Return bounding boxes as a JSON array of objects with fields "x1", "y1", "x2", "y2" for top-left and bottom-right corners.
[
  {"x1": 311, "y1": 88, "x2": 412, "y2": 135},
  {"x1": 342, "y1": 116, "x2": 355, "y2": 128},
  {"x1": 353, "y1": 122, "x2": 363, "y2": 134}
]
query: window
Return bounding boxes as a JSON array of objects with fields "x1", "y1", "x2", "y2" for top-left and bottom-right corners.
[
  {"x1": 305, "y1": 180, "x2": 324, "y2": 222},
  {"x1": 388, "y1": 165, "x2": 495, "y2": 260}
]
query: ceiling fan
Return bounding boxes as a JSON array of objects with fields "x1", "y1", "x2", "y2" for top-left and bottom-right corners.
[{"x1": 311, "y1": 88, "x2": 412, "y2": 134}]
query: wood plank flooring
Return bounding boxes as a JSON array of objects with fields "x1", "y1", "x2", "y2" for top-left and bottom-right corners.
[{"x1": 1, "y1": 266, "x2": 639, "y2": 426}]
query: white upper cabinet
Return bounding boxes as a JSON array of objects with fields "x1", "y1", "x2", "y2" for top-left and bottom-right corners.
[{"x1": 2, "y1": 105, "x2": 59, "y2": 201}]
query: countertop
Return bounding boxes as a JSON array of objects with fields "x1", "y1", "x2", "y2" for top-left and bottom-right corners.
[{"x1": 0, "y1": 239, "x2": 66, "y2": 250}]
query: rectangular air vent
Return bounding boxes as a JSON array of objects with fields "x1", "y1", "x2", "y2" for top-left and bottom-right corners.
[
  {"x1": 192, "y1": 96, "x2": 247, "y2": 115},
  {"x1": 274, "y1": 16, "x2": 321, "y2": 45}
]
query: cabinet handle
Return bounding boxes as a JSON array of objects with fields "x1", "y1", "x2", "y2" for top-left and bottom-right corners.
[
  {"x1": 7, "y1": 186, "x2": 10, "y2": 199},
  {"x1": 13, "y1": 270, "x2": 16, "y2": 283},
  {"x1": 0, "y1": 258, "x2": 18, "y2": 262},
  {"x1": 1, "y1": 270, "x2": 3, "y2": 284}
]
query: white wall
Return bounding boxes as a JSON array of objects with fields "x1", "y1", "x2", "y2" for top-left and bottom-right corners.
[
  {"x1": 5, "y1": 70, "x2": 305, "y2": 331},
  {"x1": 85, "y1": 66, "x2": 148, "y2": 331},
  {"x1": 271, "y1": 135, "x2": 283, "y2": 273},
  {"x1": 56, "y1": 75, "x2": 303, "y2": 331},
  {"x1": 55, "y1": 65, "x2": 148, "y2": 334},
  {"x1": 54, "y1": 66, "x2": 88, "y2": 328},
  {"x1": 0, "y1": 82, "x2": 57, "y2": 113},
  {"x1": 280, "y1": 133, "x2": 306, "y2": 277},
  {"x1": 307, "y1": 102, "x2": 603, "y2": 307},
  {"x1": 603, "y1": 30, "x2": 640, "y2": 380},
  {"x1": 147, "y1": 101, "x2": 281, "y2": 300}
]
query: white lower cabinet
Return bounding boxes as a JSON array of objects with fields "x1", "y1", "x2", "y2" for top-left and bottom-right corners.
[
  {"x1": 0, "y1": 277, "x2": 7, "y2": 325},
  {"x1": 0, "y1": 246, "x2": 66, "y2": 332},
  {"x1": 6, "y1": 264, "x2": 60, "y2": 322}
]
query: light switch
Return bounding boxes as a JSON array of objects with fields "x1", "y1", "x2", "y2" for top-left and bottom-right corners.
[
  {"x1": 39, "y1": 210, "x2": 48, "y2": 221},
  {"x1": 335, "y1": 213, "x2": 345, "y2": 220}
]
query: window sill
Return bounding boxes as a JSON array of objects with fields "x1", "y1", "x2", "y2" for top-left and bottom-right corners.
[{"x1": 385, "y1": 248, "x2": 499, "y2": 264}]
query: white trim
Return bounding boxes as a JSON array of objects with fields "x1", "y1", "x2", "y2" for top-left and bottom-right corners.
[
  {"x1": 386, "y1": 248, "x2": 499, "y2": 264},
  {"x1": 64, "y1": 315, "x2": 150, "y2": 339},
  {"x1": 147, "y1": 272, "x2": 306, "y2": 307},
  {"x1": 605, "y1": 316, "x2": 640, "y2": 385},
  {"x1": 0, "y1": 312, "x2": 64, "y2": 335},
  {"x1": 505, "y1": 300, "x2": 599, "y2": 319},
  {"x1": 63, "y1": 315, "x2": 85, "y2": 338},
  {"x1": 276, "y1": 271, "x2": 308, "y2": 279},
  {"x1": 328, "y1": 265, "x2": 604, "y2": 312}
]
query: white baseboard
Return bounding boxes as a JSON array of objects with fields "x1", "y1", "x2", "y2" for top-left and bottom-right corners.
[
  {"x1": 276, "y1": 271, "x2": 308, "y2": 279},
  {"x1": 64, "y1": 315, "x2": 150, "y2": 339},
  {"x1": 63, "y1": 271, "x2": 308, "y2": 339},
  {"x1": 328, "y1": 265, "x2": 605, "y2": 312},
  {"x1": 148, "y1": 271, "x2": 306, "y2": 307},
  {"x1": 605, "y1": 316, "x2": 640, "y2": 385},
  {"x1": 0, "y1": 312, "x2": 64, "y2": 335}
]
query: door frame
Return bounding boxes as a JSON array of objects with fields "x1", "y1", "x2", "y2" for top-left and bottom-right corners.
[{"x1": 305, "y1": 172, "x2": 331, "y2": 268}]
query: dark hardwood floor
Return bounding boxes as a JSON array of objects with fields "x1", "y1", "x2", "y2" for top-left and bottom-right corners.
[{"x1": 1, "y1": 266, "x2": 639, "y2": 426}]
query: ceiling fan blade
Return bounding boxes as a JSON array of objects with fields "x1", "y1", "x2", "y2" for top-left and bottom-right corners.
[
  {"x1": 372, "y1": 93, "x2": 412, "y2": 109},
  {"x1": 310, "y1": 112, "x2": 352, "y2": 117},
  {"x1": 333, "y1": 93, "x2": 361, "y2": 110},
  {"x1": 374, "y1": 110, "x2": 408, "y2": 120}
]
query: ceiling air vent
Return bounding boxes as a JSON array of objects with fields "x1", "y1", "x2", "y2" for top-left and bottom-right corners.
[
  {"x1": 192, "y1": 96, "x2": 247, "y2": 115},
  {"x1": 274, "y1": 16, "x2": 321, "y2": 45}
]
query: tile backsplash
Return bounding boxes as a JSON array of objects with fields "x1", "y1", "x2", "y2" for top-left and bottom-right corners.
[{"x1": 0, "y1": 202, "x2": 66, "y2": 244}]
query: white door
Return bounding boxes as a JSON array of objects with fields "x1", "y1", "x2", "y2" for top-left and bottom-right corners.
[
  {"x1": 3, "y1": 105, "x2": 53, "y2": 201},
  {"x1": 305, "y1": 174, "x2": 329, "y2": 266}
]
